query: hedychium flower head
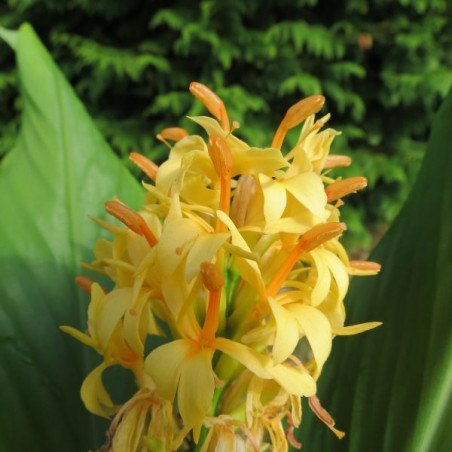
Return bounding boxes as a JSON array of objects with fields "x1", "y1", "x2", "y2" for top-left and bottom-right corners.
[{"x1": 62, "y1": 81, "x2": 382, "y2": 451}]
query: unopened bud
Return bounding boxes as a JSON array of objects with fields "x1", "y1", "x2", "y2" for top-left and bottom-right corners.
[
  {"x1": 326, "y1": 177, "x2": 367, "y2": 202},
  {"x1": 200, "y1": 262, "x2": 224, "y2": 292}
]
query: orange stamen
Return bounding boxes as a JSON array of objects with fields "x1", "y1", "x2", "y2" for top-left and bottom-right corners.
[
  {"x1": 105, "y1": 201, "x2": 157, "y2": 246},
  {"x1": 271, "y1": 95, "x2": 325, "y2": 149},
  {"x1": 325, "y1": 176, "x2": 368, "y2": 202},
  {"x1": 324, "y1": 155, "x2": 352, "y2": 169},
  {"x1": 159, "y1": 127, "x2": 188, "y2": 142},
  {"x1": 189, "y1": 81, "x2": 230, "y2": 132},
  {"x1": 129, "y1": 153, "x2": 159, "y2": 181},
  {"x1": 75, "y1": 275, "x2": 105, "y2": 294},
  {"x1": 200, "y1": 262, "x2": 225, "y2": 340},
  {"x1": 349, "y1": 260, "x2": 381, "y2": 273},
  {"x1": 208, "y1": 135, "x2": 233, "y2": 231},
  {"x1": 266, "y1": 222, "x2": 346, "y2": 297}
]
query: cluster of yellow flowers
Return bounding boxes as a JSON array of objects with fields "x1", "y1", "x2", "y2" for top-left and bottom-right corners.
[{"x1": 62, "y1": 82, "x2": 381, "y2": 451}]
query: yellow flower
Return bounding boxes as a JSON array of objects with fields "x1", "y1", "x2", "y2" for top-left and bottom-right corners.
[{"x1": 63, "y1": 81, "x2": 381, "y2": 450}]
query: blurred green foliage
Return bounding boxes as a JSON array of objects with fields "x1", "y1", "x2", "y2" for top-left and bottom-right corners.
[{"x1": 1, "y1": 0, "x2": 451, "y2": 250}]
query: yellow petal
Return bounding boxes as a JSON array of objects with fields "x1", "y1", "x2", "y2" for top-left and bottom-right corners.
[
  {"x1": 145, "y1": 339, "x2": 191, "y2": 401},
  {"x1": 283, "y1": 173, "x2": 328, "y2": 220},
  {"x1": 332, "y1": 322, "x2": 382, "y2": 335},
  {"x1": 112, "y1": 402, "x2": 148, "y2": 452},
  {"x1": 178, "y1": 348, "x2": 215, "y2": 441},
  {"x1": 288, "y1": 304, "x2": 332, "y2": 377},
  {"x1": 81, "y1": 362, "x2": 116, "y2": 418},
  {"x1": 269, "y1": 363, "x2": 316, "y2": 397},
  {"x1": 185, "y1": 232, "x2": 229, "y2": 282},
  {"x1": 98, "y1": 288, "x2": 131, "y2": 349},
  {"x1": 59, "y1": 325, "x2": 96, "y2": 348},
  {"x1": 268, "y1": 297, "x2": 299, "y2": 364}
]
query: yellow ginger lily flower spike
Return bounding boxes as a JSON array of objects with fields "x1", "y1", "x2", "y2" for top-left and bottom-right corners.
[{"x1": 62, "y1": 81, "x2": 382, "y2": 451}]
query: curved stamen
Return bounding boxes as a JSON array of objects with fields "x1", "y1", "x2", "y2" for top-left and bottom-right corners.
[{"x1": 129, "y1": 153, "x2": 159, "y2": 181}]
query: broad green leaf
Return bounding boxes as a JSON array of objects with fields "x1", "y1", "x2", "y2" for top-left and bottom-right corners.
[
  {"x1": 0, "y1": 24, "x2": 142, "y2": 451},
  {"x1": 298, "y1": 90, "x2": 452, "y2": 450}
]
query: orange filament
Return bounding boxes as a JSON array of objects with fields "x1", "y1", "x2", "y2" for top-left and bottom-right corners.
[
  {"x1": 75, "y1": 275, "x2": 104, "y2": 294},
  {"x1": 324, "y1": 155, "x2": 352, "y2": 169},
  {"x1": 129, "y1": 153, "x2": 159, "y2": 181},
  {"x1": 266, "y1": 222, "x2": 346, "y2": 297},
  {"x1": 200, "y1": 262, "x2": 225, "y2": 340},
  {"x1": 189, "y1": 81, "x2": 230, "y2": 132},
  {"x1": 159, "y1": 127, "x2": 188, "y2": 142},
  {"x1": 349, "y1": 260, "x2": 381, "y2": 273},
  {"x1": 271, "y1": 95, "x2": 325, "y2": 149},
  {"x1": 105, "y1": 201, "x2": 157, "y2": 246},
  {"x1": 325, "y1": 176, "x2": 368, "y2": 202},
  {"x1": 208, "y1": 135, "x2": 233, "y2": 231}
]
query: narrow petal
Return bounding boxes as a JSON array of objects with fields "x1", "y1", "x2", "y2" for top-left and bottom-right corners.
[
  {"x1": 81, "y1": 362, "x2": 116, "y2": 418},
  {"x1": 332, "y1": 322, "x2": 382, "y2": 335},
  {"x1": 310, "y1": 250, "x2": 331, "y2": 307},
  {"x1": 216, "y1": 211, "x2": 266, "y2": 298},
  {"x1": 269, "y1": 363, "x2": 316, "y2": 397}
]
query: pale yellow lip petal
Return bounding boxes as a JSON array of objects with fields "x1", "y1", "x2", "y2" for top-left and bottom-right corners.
[
  {"x1": 332, "y1": 322, "x2": 382, "y2": 335},
  {"x1": 177, "y1": 348, "x2": 215, "y2": 441},
  {"x1": 288, "y1": 304, "x2": 332, "y2": 377},
  {"x1": 317, "y1": 248, "x2": 349, "y2": 302},
  {"x1": 268, "y1": 297, "x2": 299, "y2": 364},
  {"x1": 81, "y1": 362, "x2": 116, "y2": 418},
  {"x1": 145, "y1": 339, "x2": 192, "y2": 401},
  {"x1": 268, "y1": 362, "x2": 317, "y2": 397}
]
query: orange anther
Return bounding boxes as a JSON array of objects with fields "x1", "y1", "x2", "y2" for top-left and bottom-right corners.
[
  {"x1": 325, "y1": 177, "x2": 368, "y2": 202},
  {"x1": 272, "y1": 95, "x2": 325, "y2": 149},
  {"x1": 105, "y1": 201, "x2": 157, "y2": 246},
  {"x1": 324, "y1": 155, "x2": 352, "y2": 169},
  {"x1": 159, "y1": 127, "x2": 188, "y2": 142},
  {"x1": 298, "y1": 222, "x2": 347, "y2": 253},
  {"x1": 189, "y1": 81, "x2": 230, "y2": 132},
  {"x1": 349, "y1": 260, "x2": 381, "y2": 274},
  {"x1": 129, "y1": 153, "x2": 159, "y2": 181},
  {"x1": 308, "y1": 396, "x2": 345, "y2": 439}
]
